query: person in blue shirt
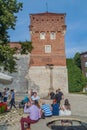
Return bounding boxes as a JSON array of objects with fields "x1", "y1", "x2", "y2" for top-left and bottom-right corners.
[
  {"x1": 9, "y1": 89, "x2": 17, "y2": 110},
  {"x1": 51, "y1": 99, "x2": 59, "y2": 116},
  {"x1": 41, "y1": 102, "x2": 52, "y2": 117}
]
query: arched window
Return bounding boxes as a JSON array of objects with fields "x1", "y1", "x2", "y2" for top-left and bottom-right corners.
[
  {"x1": 50, "y1": 32, "x2": 56, "y2": 39},
  {"x1": 40, "y1": 32, "x2": 45, "y2": 39}
]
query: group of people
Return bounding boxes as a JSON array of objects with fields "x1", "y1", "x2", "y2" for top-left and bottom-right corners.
[
  {"x1": 50, "y1": 88, "x2": 71, "y2": 117},
  {"x1": 0, "y1": 88, "x2": 10, "y2": 102},
  {"x1": 20, "y1": 88, "x2": 72, "y2": 130},
  {"x1": 0, "y1": 88, "x2": 17, "y2": 110}
]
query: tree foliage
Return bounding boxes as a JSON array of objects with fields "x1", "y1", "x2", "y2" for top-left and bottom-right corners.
[
  {"x1": 67, "y1": 58, "x2": 86, "y2": 92},
  {"x1": 19, "y1": 41, "x2": 33, "y2": 54},
  {"x1": 74, "y1": 52, "x2": 81, "y2": 69},
  {"x1": 0, "y1": 0, "x2": 23, "y2": 73},
  {"x1": 0, "y1": 0, "x2": 23, "y2": 44},
  {"x1": 0, "y1": 45, "x2": 17, "y2": 73}
]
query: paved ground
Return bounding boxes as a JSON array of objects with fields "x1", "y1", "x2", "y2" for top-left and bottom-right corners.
[{"x1": 0, "y1": 93, "x2": 87, "y2": 130}]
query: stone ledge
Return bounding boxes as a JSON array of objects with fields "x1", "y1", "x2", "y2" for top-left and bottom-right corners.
[{"x1": 31, "y1": 115, "x2": 87, "y2": 130}]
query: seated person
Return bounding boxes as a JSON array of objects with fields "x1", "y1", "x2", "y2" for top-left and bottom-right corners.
[
  {"x1": 31, "y1": 92, "x2": 40, "y2": 101},
  {"x1": 50, "y1": 91, "x2": 55, "y2": 99},
  {"x1": 41, "y1": 102, "x2": 52, "y2": 117},
  {"x1": 59, "y1": 99, "x2": 72, "y2": 126},
  {"x1": 20, "y1": 100, "x2": 40, "y2": 130},
  {"x1": 59, "y1": 98, "x2": 71, "y2": 116},
  {"x1": 19, "y1": 96, "x2": 29, "y2": 108},
  {"x1": 51, "y1": 99, "x2": 59, "y2": 116},
  {"x1": 23, "y1": 101, "x2": 31, "y2": 113}
]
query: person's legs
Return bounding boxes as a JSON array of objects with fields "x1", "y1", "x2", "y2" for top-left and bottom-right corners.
[
  {"x1": 10, "y1": 99, "x2": 17, "y2": 109},
  {"x1": 20, "y1": 117, "x2": 38, "y2": 130},
  {"x1": 20, "y1": 117, "x2": 32, "y2": 130},
  {"x1": 10, "y1": 99, "x2": 13, "y2": 109},
  {"x1": 4, "y1": 97, "x2": 7, "y2": 102},
  {"x1": 26, "y1": 128, "x2": 31, "y2": 130},
  {"x1": 13, "y1": 101, "x2": 17, "y2": 108}
]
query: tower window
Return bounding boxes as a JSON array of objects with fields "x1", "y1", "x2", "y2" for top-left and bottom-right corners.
[
  {"x1": 86, "y1": 73, "x2": 87, "y2": 77},
  {"x1": 84, "y1": 54, "x2": 87, "y2": 57},
  {"x1": 40, "y1": 32, "x2": 45, "y2": 39},
  {"x1": 50, "y1": 32, "x2": 56, "y2": 39},
  {"x1": 45, "y1": 45, "x2": 51, "y2": 53},
  {"x1": 85, "y1": 62, "x2": 87, "y2": 67}
]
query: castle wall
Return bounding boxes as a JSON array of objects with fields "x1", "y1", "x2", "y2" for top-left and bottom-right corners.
[
  {"x1": 28, "y1": 66, "x2": 68, "y2": 97},
  {"x1": 3, "y1": 54, "x2": 29, "y2": 93},
  {"x1": 28, "y1": 12, "x2": 68, "y2": 95}
]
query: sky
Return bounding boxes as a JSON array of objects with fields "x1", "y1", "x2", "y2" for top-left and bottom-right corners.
[{"x1": 8, "y1": 0, "x2": 87, "y2": 58}]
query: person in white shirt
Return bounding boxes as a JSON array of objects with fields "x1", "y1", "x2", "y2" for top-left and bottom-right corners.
[
  {"x1": 59, "y1": 99, "x2": 72, "y2": 125},
  {"x1": 31, "y1": 92, "x2": 40, "y2": 101}
]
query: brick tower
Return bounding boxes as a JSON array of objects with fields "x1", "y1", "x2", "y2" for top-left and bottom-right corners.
[{"x1": 28, "y1": 12, "x2": 68, "y2": 96}]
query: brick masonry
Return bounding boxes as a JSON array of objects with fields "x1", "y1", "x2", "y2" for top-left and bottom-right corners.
[
  {"x1": 29, "y1": 12, "x2": 66, "y2": 66},
  {"x1": 0, "y1": 12, "x2": 68, "y2": 95},
  {"x1": 28, "y1": 12, "x2": 68, "y2": 95}
]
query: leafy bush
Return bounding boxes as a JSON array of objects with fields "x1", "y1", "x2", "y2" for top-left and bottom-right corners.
[{"x1": 67, "y1": 59, "x2": 86, "y2": 92}]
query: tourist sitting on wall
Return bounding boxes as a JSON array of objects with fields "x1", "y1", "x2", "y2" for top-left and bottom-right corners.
[
  {"x1": 49, "y1": 91, "x2": 55, "y2": 99},
  {"x1": 31, "y1": 92, "x2": 40, "y2": 101},
  {"x1": 55, "y1": 88, "x2": 64, "y2": 105},
  {"x1": 34, "y1": 100, "x2": 42, "y2": 119},
  {"x1": 51, "y1": 99, "x2": 59, "y2": 116},
  {"x1": 41, "y1": 102, "x2": 52, "y2": 118},
  {"x1": 59, "y1": 98, "x2": 71, "y2": 116},
  {"x1": 20, "y1": 100, "x2": 40, "y2": 130},
  {"x1": 59, "y1": 99, "x2": 72, "y2": 126}
]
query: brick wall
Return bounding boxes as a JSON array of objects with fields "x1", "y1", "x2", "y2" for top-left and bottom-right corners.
[
  {"x1": 9, "y1": 42, "x2": 21, "y2": 49},
  {"x1": 80, "y1": 52, "x2": 87, "y2": 77},
  {"x1": 29, "y1": 12, "x2": 66, "y2": 66}
]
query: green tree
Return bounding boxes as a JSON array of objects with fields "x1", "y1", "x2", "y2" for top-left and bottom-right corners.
[
  {"x1": 19, "y1": 41, "x2": 33, "y2": 54},
  {"x1": 0, "y1": 0, "x2": 22, "y2": 44},
  {"x1": 0, "y1": 45, "x2": 17, "y2": 73},
  {"x1": 0, "y1": 0, "x2": 23, "y2": 72},
  {"x1": 74, "y1": 52, "x2": 81, "y2": 69},
  {"x1": 67, "y1": 58, "x2": 86, "y2": 92}
]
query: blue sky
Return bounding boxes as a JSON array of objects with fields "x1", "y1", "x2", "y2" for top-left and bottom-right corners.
[{"x1": 8, "y1": 0, "x2": 87, "y2": 58}]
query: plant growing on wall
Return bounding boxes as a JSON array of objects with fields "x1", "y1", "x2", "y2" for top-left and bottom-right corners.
[{"x1": 19, "y1": 41, "x2": 33, "y2": 54}]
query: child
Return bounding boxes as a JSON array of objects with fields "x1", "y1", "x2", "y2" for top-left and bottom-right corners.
[{"x1": 51, "y1": 99, "x2": 59, "y2": 116}]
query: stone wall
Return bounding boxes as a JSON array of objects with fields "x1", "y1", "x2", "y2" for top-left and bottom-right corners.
[
  {"x1": 28, "y1": 66, "x2": 68, "y2": 97},
  {"x1": 0, "y1": 54, "x2": 29, "y2": 93}
]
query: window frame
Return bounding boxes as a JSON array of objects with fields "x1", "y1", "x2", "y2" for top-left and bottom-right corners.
[
  {"x1": 45, "y1": 45, "x2": 51, "y2": 53},
  {"x1": 40, "y1": 32, "x2": 45, "y2": 40},
  {"x1": 50, "y1": 32, "x2": 56, "y2": 40},
  {"x1": 85, "y1": 62, "x2": 87, "y2": 67}
]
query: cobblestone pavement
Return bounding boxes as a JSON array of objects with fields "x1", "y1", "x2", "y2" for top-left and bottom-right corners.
[
  {"x1": 0, "y1": 94, "x2": 87, "y2": 130},
  {"x1": 0, "y1": 108, "x2": 24, "y2": 130}
]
